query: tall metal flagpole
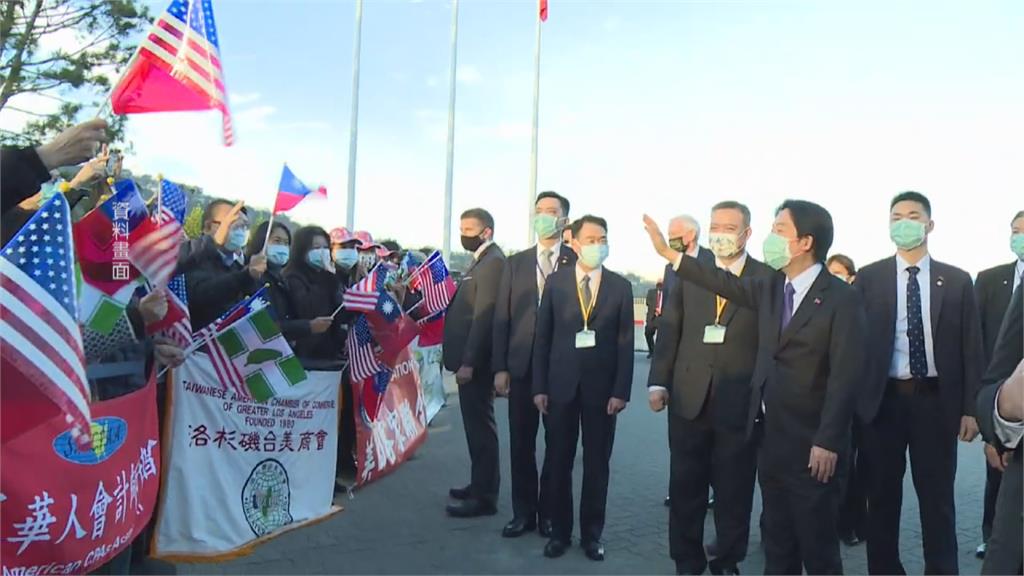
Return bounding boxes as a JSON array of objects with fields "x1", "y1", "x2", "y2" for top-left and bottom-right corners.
[
  {"x1": 442, "y1": 0, "x2": 460, "y2": 263},
  {"x1": 527, "y1": 0, "x2": 543, "y2": 245},
  {"x1": 346, "y1": 0, "x2": 364, "y2": 230}
]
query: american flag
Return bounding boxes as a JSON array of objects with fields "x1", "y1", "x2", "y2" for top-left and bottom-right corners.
[
  {"x1": 0, "y1": 194, "x2": 91, "y2": 444},
  {"x1": 144, "y1": 180, "x2": 191, "y2": 343},
  {"x1": 130, "y1": 182, "x2": 184, "y2": 287},
  {"x1": 342, "y1": 264, "x2": 388, "y2": 312},
  {"x1": 117, "y1": 0, "x2": 233, "y2": 144},
  {"x1": 347, "y1": 315, "x2": 384, "y2": 382},
  {"x1": 196, "y1": 288, "x2": 267, "y2": 396},
  {"x1": 408, "y1": 251, "x2": 456, "y2": 319}
]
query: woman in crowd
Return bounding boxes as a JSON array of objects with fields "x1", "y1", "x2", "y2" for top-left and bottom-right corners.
[
  {"x1": 284, "y1": 226, "x2": 358, "y2": 481},
  {"x1": 245, "y1": 220, "x2": 308, "y2": 345},
  {"x1": 827, "y1": 253, "x2": 857, "y2": 284}
]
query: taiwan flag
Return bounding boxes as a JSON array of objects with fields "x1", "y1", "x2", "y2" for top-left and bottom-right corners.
[{"x1": 272, "y1": 164, "x2": 327, "y2": 214}]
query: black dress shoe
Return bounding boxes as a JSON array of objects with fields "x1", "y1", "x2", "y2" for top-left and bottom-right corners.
[
  {"x1": 449, "y1": 485, "x2": 472, "y2": 500},
  {"x1": 538, "y1": 518, "x2": 554, "y2": 538},
  {"x1": 446, "y1": 499, "x2": 497, "y2": 518},
  {"x1": 502, "y1": 517, "x2": 536, "y2": 537},
  {"x1": 840, "y1": 532, "x2": 862, "y2": 547},
  {"x1": 582, "y1": 540, "x2": 605, "y2": 561},
  {"x1": 543, "y1": 538, "x2": 571, "y2": 558}
]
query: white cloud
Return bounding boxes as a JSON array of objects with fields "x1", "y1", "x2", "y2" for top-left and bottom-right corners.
[
  {"x1": 229, "y1": 92, "x2": 261, "y2": 106},
  {"x1": 456, "y1": 65, "x2": 481, "y2": 86},
  {"x1": 425, "y1": 75, "x2": 440, "y2": 88}
]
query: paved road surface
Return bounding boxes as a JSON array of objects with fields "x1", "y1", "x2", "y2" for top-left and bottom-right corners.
[{"x1": 181, "y1": 355, "x2": 989, "y2": 574}]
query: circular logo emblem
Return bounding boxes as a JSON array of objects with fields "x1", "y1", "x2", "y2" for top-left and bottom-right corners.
[{"x1": 241, "y1": 458, "x2": 293, "y2": 536}]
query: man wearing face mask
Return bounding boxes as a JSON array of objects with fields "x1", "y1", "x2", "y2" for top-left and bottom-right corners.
[
  {"x1": 648, "y1": 201, "x2": 772, "y2": 576},
  {"x1": 444, "y1": 208, "x2": 506, "y2": 517},
  {"x1": 185, "y1": 200, "x2": 266, "y2": 331},
  {"x1": 660, "y1": 215, "x2": 708, "y2": 308},
  {"x1": 972, "y1": 210, "x2": 1024, "y2": 560},
  {"x1": 643, "y1": 199, "x2": 867, "y2": 574},
  {"x1": 855, "y1": 191, "x2": 983, "y2": 575},
  {"x1": 533, "y1": 215, "x2": 633, "y2": 562},
  {"x1": 492, "y1": 191, "x2": 575, "y2": 538}
]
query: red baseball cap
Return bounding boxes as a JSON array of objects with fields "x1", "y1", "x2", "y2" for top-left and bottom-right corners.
[
  {"x1": 330, "y1": 227, "x2": 357, "y2": 245},
  {"x1": 353, "y1": 230, "x2": 379, "y2": 249}
]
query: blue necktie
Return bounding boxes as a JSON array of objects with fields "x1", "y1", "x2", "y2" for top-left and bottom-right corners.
[
  {"x1": 906, "y1": 266, "x2": 928, "y2": 378},
  {"x1": 781, "y1": 282, "x2": 795, "y2": 331}
]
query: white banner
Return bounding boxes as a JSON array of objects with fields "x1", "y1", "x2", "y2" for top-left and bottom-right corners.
[
  {"x1": 411, "y1": 340, "x2": 445, "y2": 424},
  {"x1": 153, "y1": 353, "x2": 341, "y2": 559}
]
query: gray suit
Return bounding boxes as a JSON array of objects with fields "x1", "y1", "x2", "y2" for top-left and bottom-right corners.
[
  {"x1": 443, "y1": 243, "x2": 506, "y2": 503},
  {"x1": 977, "y1": 283, "x2": 1023, "y2": 575}
]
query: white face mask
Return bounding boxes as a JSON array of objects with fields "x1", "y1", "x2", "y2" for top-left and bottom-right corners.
[{"x1": 708, "y1": 232, "x2": 743, "y2": 259}]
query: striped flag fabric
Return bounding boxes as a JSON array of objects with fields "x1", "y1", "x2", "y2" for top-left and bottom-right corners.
[
  {"x1": 0, "y1": 194, "x2": 91, "y2": 445},
  {"x1": 192, "y1": 286, "x2": 268, "y2": 350},
  {"x1": 130, "y1": 204, "x2": 182, "y2": 288},
  {"x1": 110, "y1": 0, "x2": 234, "y2": 145},
  {"x1": 407, "y1": 251, "x2": 456, "y2": 318},
  {"x1": 539, "y1": 0, "x2": 548, "y2": 21},
  {"x1": 143, "y1": 180, "x2": 192, "y2": 342},
  {"x1": 347, "y1": 315, "x2": 384, "y2": 382},
  {"x1": 342, "y1": 263, "x2": 388, "y2": 312}
]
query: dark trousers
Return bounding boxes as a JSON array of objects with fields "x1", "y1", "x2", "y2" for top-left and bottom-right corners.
[
  {"x1": 669, "y1": 407, "x2": 757, "y2": 574},
  {"x1": 865, "y1": 383, "x2": 959, "y2": 575},
  {"x1": 338, "y1": 367, "x2": 357, "y2": 475},
  {"x1": 546, "y1": 393, "x2": 617, "y2": 544},
  {"x1": 458, "y1": 373, "x2": 499, "y2": 503},
  {"x1": 982, "y1": 459, "x2": 1002, "y2": 543},
  {"x1": 838, "y1": 418, "x2": 869, "y2": 539},
  {"x1": 508, "y1": 376, "x2": 551, "y2": 522},
  {"x1": 758, "y1": 424, "x2": 844, "y2": 575},
  {"x1": 645, "y1": 323, "x2": 657, "y2": 354},
  {"x1": 982, "y1": 453, "x2": 1023, "y2": 575}
]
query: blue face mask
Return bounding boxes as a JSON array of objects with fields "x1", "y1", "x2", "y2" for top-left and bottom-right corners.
[
  {"x1": 334, "y1": 248, "x2": 359, "y2": 269},
  {"x1": 306, "y1": 247, "x2": 331, "y2": 270},
  {"x1": 225, "y1": 228, "x2": 249, "y2": 253},
  {"x1": 266, "y1": 244, "x2": 290, "y2": 266},
  {"x1": 579, "y1": 244, "x2": 609, "y2": 268}
]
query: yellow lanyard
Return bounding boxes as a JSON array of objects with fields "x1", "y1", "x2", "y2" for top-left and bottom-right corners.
[
  {"x1": 576, "y1": 278, "x2": 598, "y2": 330},
  {"x1": 714, "y1": 260, "x2": 746, "y2": 325}
]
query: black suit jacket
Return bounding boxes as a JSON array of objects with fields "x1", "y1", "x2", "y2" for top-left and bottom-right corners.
[
  {"x1": 650, "y1": 254, "x2": 773, "y2": 429},
  {"x1": 532, "y1": 266, "x2": 635, "y2": 407},
  {"x1": 977, "y1": 283, "x2": 1023, "y2": 448},
  {"x1": 855, "y1": 256, "x2": 984, "y2": 431},
  {"x1": 976, "y1": 262, "x2": 1019, "y2": 364},
  {"x1": 443, "y1": 243, "x2": 507, "y2": 373},
  {"x1": 491, "y1": 244, "x2": 575, "y2": 380},
  {"x1": 645, "y1": 288, "x2": 659, "y2": 323},
  {"x1": 671, "y1": 255, "x2": 867, "y2": 463}
]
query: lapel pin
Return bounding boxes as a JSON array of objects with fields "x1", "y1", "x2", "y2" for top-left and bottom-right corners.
[
  {"x1": 936, "y1": 276, "x2": 944, "y2": 287},
  {"x1": 814, "y1": 297, "x2": 822, "y2": 305}
]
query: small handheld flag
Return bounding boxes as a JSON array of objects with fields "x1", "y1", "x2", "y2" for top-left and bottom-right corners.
[{"x1": 273, "y1": 164, "x2": 327, "y2": 214}]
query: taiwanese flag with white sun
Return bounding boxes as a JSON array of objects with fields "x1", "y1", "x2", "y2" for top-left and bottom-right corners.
[{"x1": 110, "y1": 0, "x2": 234, "y2": 145}]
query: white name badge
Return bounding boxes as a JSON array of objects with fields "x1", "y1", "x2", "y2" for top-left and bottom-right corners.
[
  {"x1": 703, "y1": 324, "x2": 727, "y2": 344},
  {"x1": 576, "y1": 329, "x2": 596, "y2": 349}
]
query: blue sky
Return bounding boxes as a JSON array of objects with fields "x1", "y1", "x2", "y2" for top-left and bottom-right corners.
[{"x1": 4, "y1": 0, "x2": 1022, "y2": 278}]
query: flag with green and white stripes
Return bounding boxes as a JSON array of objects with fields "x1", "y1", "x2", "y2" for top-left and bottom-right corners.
[{"x1": 210, "y1": 307, "x2": 307, "y2": 402}]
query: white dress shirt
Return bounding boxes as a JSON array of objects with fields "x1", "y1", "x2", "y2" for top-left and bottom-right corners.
[
  {"x1": 785, "y1": 262, "x2": 823, "y2": 318},
  {"x1": 1013, "y1": 258, "x2": 1024, "y2": 293},
  {"x1": 994, "y1": 386, "x2": 1024, "y2": 449},
  {"x1": 889, "y1": 254, "x2": 939, "y2": 379},
  {"x1": 473, "y1": 240, "x2": 493, "y2": 261},
  {"x1": 536, "y1": 241, "x2": 562, "y2": 290}
]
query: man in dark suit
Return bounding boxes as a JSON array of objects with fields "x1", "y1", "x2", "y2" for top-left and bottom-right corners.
[
  {"x1": 643, "y1": 199, "x2": 867, "y2": 574},
  {"x1": 492, "y1": 191, "x2": 575, "y2": 538},
  {"x1": 976, "y1": 283, "x2": 1023, "y2": 575},
  {"x1": 974, "y1": 210, "x2": 1024, "y2": 559},
  {"x1": 443, "y1": 208, "x2": 506, "y2": 517},
  {"x1": 856, "y1": 191, "x2": 984, "y2": 575},
  {"x1": 533, "y1": 215, "x2": 634, "y2": 562},
  {"x1": 648, "y1": 201, "x2": 771, "y2": 576},
  {"x1": 644, "y1": 282, "x2": 663, "y2": 357}
]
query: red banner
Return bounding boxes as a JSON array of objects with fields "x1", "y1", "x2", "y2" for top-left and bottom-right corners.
[
  {"x1": 1, "y1": 380, "x2": 160, "y2": 575},
  {"x1": 354, "y1": 347, "x2": 428, "y2": 486}
]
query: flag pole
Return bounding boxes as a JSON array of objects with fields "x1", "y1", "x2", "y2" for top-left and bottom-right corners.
[
  {"x1": 156, "y1": 173, "x2": 164, "y2": 216},
  {"x1": 527, "y1": 0, "x2": 543, "y2": 246},
  {"x1": 442, "y1": 0, "x2": 460, "y2": 264},
  {"x1": 345, "y1": 0, "x2": 364, "y2": 230}
]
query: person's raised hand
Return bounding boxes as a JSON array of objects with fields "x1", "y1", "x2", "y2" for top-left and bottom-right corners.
[
  {"x1": 248, "y1": 253, "x2": 267, "y2": 280},
  {"x1": 35, "y1": 118, "x2": 109, "y2": 170},
  {"x1": 642, "y1": 214, "x2": 675, "y2": 262},
  {"x1": 212, "y1": 201, "x2": 246, "y2": 247}
]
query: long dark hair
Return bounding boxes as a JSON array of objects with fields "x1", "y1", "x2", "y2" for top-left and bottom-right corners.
[
  {"x1": 246, "y1": 220, "x2": 291, "y2": 260},
  {"x1": 285, "y1": 225, "x2": 330, "y2": 275}
]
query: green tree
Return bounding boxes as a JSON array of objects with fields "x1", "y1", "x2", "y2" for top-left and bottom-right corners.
[
  {"x1": 182, "y1": 205, "x2": 203, "y2": 239},
  {"x1": 0, "y1": 0, "x2": 152, "y2": 145}
]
